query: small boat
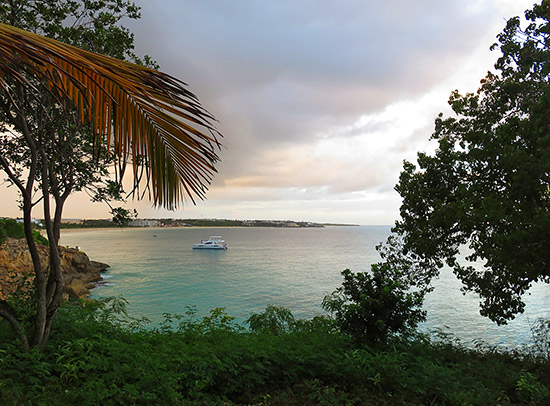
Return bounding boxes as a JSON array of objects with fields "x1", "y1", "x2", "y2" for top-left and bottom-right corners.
[{"x1": 192, "y1": 236, "x2": 228, "y2": 250}]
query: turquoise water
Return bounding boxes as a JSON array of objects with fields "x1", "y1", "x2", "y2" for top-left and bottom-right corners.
[{"x1": 60, "y1": 226, "x2": 550, "y2": 348}]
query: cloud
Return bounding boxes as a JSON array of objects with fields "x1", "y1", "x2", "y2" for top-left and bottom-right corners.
[
  {"x1": 126, "y1": 0, "x2": 510, "y2": 189},
  {"x1": 0, "y1": 0, "x2": 534, "y2": 224}
]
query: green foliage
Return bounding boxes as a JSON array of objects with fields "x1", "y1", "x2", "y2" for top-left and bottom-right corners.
[
  {"x1": 246, "y1": 305, "x2": 296, "y2": 335},
  {"x1": 0, "y1": 0, "x2": 143, "y2": 62},
  {"x1": 0, "y1": 0, "x2": 152, "y2": 214},
  {"x1": 3, "y1": 269, "x2": 36, "y2": 321},
  {"x1": 159, "y1": 306, "x2": 241, "y2": 337},
  {"x1": 60, "y1": 219, "x2": 122, "y2": 229},
  {"x1": 31, "y1": 230, "x2": 49, "y2": 246},
  {"x1": 389, "y1": 1, "x2": 550, "y2": 324},
  {"x1": 0, "y1": 0, "x2": 147, "y2": 349},
  {"x1": 322, "y1": 265, "x2": 426, "y2": 345},
  {"x1": 0, "y1": 218, "x2": 25, "y2": 240},
  {"x1": 110, "y1": 207, "x2": 138, "y2": 227},
  {"x1": 0, "y1": 0, "x2": 159, "y2": 242},
  {"x1": 0, "y1": 300, "x2": 548, "y2": 405},
  {"x1": 516, "y1": 370, "x2": 550, "y2": 406},
  {"x1": 0, "y1": 218, "x2": 48, "y2": 246},
  {"x1": 525, "y1": 318, "x2": 550, "y2": 361}
]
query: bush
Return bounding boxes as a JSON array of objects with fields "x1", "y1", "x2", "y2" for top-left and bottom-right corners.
[
  {"x1": 0, "y1": 218, "x2": 25, "y2": 243},
  {"x1": 0, "y1": 218, "x2": 48, "y2": 246},
  {"x1": 1, "y1": 300, "x2": 549, "y2": 405},
  {"x1": 246, "y1": 305, "x2": 296, "y2": 335},
  {"x1": 322, "y1": 263, "x2": 426, "y2": 345},
  {"x1": 526, "y1": 318, "x2": 550, "y2": 361}
]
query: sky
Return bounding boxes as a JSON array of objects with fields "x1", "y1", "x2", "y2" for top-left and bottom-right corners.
[{"x1": 0, "y1": 0, "x2": 536, "y2": 225}]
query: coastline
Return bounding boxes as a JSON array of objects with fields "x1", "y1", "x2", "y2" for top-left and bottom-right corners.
[
  {"x1": 58, "y1": 225, "x2": 361, "y2": 234},
  {"x1": 0, "y1": 237, "x2": 109, "y2": 300},
  {"x1": 55, "y1": 218, "x2": 360, "y2": 229}
]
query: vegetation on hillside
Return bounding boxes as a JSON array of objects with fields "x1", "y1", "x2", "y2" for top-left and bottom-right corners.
[
  {"x1": 0, "y1": 300, "x2": 548, "y2": 406},
  {"x1": 0, "y1": 219, "x2": 48, "y2": 246},
  {"x1": 55, "y1": 218, "x2": 330, "y2": 228},
  {"x1": 181, "y1": 219, "x2": 326, "y2": 228}
]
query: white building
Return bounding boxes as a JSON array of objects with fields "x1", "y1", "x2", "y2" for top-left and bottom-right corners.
[{"x1": 129, "y1": 219, "x2": 160, "y2": 227}]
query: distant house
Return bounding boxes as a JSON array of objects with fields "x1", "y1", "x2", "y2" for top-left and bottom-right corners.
[
  {"x1": 15, "y1": 218, "x2": 44, "y2": 227},
  {"x1": 129, "y1": 219, "x2": 160, "y2": 227}
]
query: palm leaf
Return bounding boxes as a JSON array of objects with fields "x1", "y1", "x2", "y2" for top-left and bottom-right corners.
[{"x1": 0, "y1": 22, "x2": 222, "y2": 209}]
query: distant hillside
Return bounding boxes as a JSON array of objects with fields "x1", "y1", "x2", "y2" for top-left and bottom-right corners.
[
  {"x1": 55, "y1": 218, "x2": 359, "y2": 228},
  {"x1": 180, "y1": 219, "x2": 326, "y2": 228}
]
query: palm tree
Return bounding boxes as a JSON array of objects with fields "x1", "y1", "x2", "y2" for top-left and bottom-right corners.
[{"x1": 0, "y1": 22, "x2": 223, "y2": 350}]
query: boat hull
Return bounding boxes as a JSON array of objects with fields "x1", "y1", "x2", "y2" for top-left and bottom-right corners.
[{"x1": 192, "y1": 244, "x2": 227, "y2": 250}]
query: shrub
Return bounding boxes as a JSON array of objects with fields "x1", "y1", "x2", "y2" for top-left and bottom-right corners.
[
  {"x1": 0, "y1": 218, "x2": 25, "y2": 243},
  {"x1": 0, "y1": 218, "x2": 48, "y2": 246},
  {"x1": 1, "y1": 299, "x2": 549, "y2": 405},
  {"x1": 246, "y1": 305, "x2": 296, "y2": 335},
  {"x1": 526, "y1": 318, "x2": 550, "y2": 361},
  {"x1": 322, "y1": 263, "x2": 426, "y2": 345}
]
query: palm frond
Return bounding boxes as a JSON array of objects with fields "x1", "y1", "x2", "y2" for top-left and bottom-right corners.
[{"x1": 0, "y1": 22, "x2": 222, "y2": 209}]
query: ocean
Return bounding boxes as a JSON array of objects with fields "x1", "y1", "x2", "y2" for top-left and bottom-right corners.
[{"x1": 60, "y1": 225, "x2": 550, "y2": 348}]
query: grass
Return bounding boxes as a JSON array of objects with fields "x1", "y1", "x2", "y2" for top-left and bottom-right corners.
[{"x1": 0, "y1": 300, "x2": 548, "y2": 405}]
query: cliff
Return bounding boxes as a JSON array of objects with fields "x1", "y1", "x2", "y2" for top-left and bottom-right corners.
[{"x1": 0, "y1": 237, "x2": 109, "y2": 301}]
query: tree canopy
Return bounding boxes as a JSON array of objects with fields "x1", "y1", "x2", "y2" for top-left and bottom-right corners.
[
  {"x1": 390, "y1": 1, "x2": 550, "y2": 324},
  {"x1": 0, "y1": 20, "x2": 221, "y2": 208},
  {"x1": 0, "y1": 0, "x2": 222, "y2": 350}
]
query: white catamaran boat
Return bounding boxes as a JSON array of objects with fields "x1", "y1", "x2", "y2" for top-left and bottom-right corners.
[{"x1": 192, "y1": 236, "x2": 228, "y2": 250}]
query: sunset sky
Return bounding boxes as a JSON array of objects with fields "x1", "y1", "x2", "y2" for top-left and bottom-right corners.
[{"x1": 0, "y1": 0, "x2": 534, "y2": 225}]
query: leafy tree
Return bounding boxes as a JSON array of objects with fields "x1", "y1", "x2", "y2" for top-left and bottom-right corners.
[
  {"x1": 389, "y1": 1, "x2": 550, "y2": 324},
  {"x1": 246, "y1": 305, "x2": 296, "y2": 335},
  {"x1": 110, "y1": 207, "x2": 138, "y2": 227},
  {"x1": 322, "y1": 265, "x2": 426, "y2": 345},
  {"x1": 0, "y1": 1, "x2": 221, "y2": 350},
  {"x1": 0, "y1": 1, "x2": 158, "y2": 240}
]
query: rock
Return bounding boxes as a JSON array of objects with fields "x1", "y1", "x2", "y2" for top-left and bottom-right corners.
[
  {"x1": 63, "y1": 279, "x2": 89, "y2": 299},
  {"x1": 0, "y1": 237, "x2": 110, "y2": 301}
]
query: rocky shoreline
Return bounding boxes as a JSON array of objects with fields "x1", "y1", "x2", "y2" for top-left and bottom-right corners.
[{"x1": 0, "y1": 237, "x2": 109, "y2": 301}]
